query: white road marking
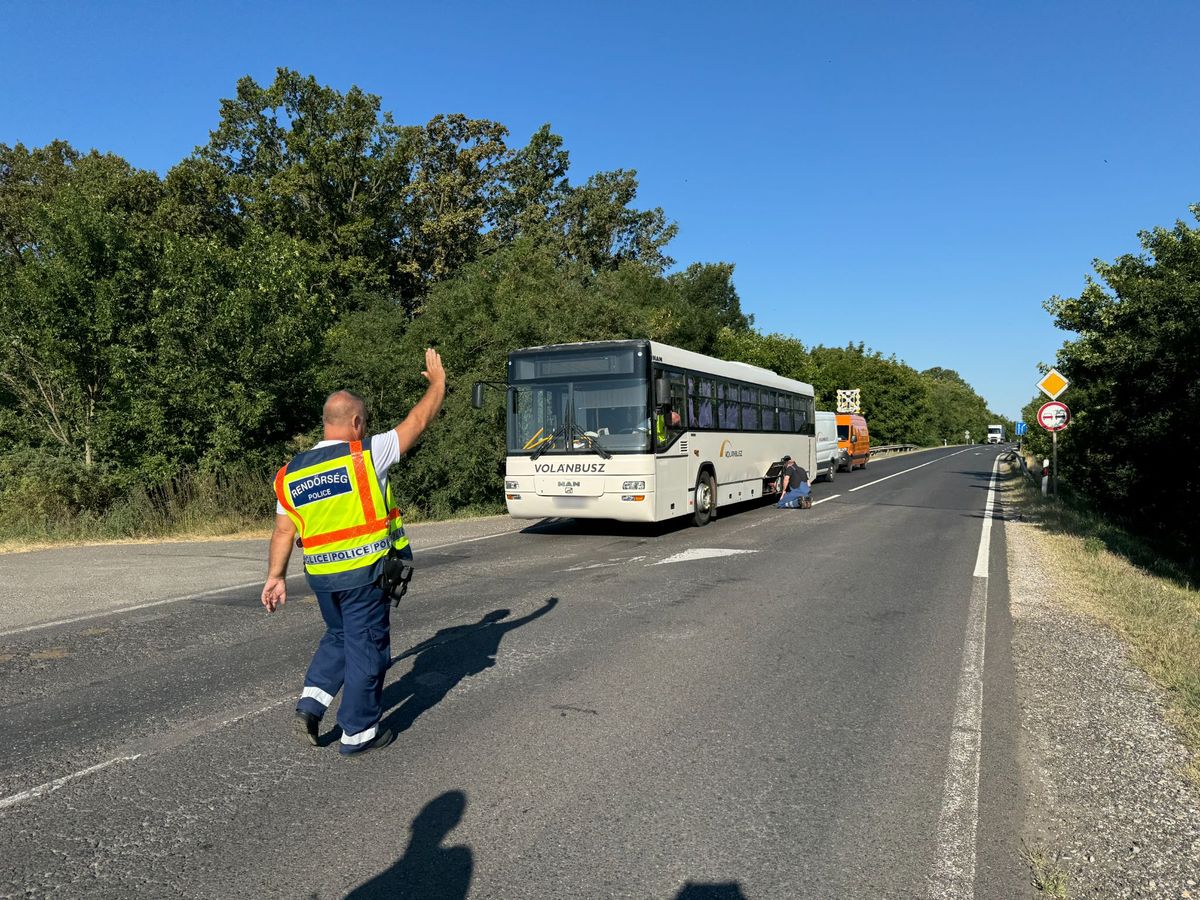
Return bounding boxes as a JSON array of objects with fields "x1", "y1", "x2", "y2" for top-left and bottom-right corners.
[
  {"x1": 565, "y1": 555, "x2": 646, "y2": 572},
  {"x1": 812, "y1": 494, "x2": 840, "y2": 505},
  {"x1": 973, "y1": 457, "x2": 1001, "y2": 578},
  {"x1": 653, "y1": 548, "x2": 759, "y2": 566},
  {"x1": 420, "y1": 529, "x2": 517, "y2": 553},
  {"x1": 0, "y1": 754, "x2": 141, "y2": 812},
  {"x1": 928, "y1": 453, "x2": 1001, "y2": 898},
  {"x1": 0, "y1": 695, "x2": 295, "y2": 813},
  {"x1": 0, "y1": 579, "x2": 284, "y2": 639},
  {"x1": 218, "y1": 699, "x2": 291, "y2": 729},
  {"x1": 847, "y1": 447, "x2": 974, "y2": 493},
  {"x1": 0, "y1": 528, "x2": 519, "y2": 639}
]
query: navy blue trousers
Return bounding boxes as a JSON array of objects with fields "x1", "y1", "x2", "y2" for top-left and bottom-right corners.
[
  {"x1": 777, "y1": 483, "x2": 811, "y2": 508},
  {"x1": 296, "y1": 580, "x2": 390, "y2": 752}
]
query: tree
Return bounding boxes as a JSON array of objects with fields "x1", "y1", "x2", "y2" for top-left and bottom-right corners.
[
  {"x1": 0, "y1": 145, "x2": 163, "y2": 469},
  {"x1": 809, "y1": 344, "x2": 935, "y2": 444},
  {"x1": 193, "y1": 68, "x2": 414, "y2": 297},
  {"x1": 553, "y1": 169, "x2": 677, "y2": 274},
  {"x1": 131, "y1": 226, "x2": 339, "y2": 478},
  {"x1": 666, "y1": 262, "x2": 752, "y2": 355},
  {"x1": 1042, "y1": 205, "x2": 1200, "y2": 556},
  {"x1": 921, "y1": 366, "x2": 1001, "y2": 445},
  {"x1": 712, "y1": 328, "x2": 813, "y2": 383}
]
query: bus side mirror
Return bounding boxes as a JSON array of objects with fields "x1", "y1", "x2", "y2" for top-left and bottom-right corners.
[
  {"x1": 655, "y1": 378, "x2": 671, "y2": 408},
  {"x1": 851, "y1": 434, "x2": 857, "y2": 443},
  {"x1": 471, "y1": 382, "x2": 486, "y2": 409}
]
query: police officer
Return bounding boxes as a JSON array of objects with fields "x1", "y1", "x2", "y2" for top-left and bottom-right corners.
[{"x1": 261, "y1": 348, "x2": 446, "y2": 756}]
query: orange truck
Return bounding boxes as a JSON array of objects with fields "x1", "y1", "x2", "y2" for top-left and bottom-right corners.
[{"x1": 836, "y1": 414, "x2": 870, "y2": 471}]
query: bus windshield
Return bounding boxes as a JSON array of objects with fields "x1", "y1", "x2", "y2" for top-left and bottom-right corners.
[{"x1": 508, "y1": 347, "x2": 650, "y2": 454}]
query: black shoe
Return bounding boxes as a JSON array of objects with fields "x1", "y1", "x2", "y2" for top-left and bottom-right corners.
[
  {"x1": 294, "y1": 710, "x2": 320, "y2": 747},
  {"x1": 340, "y1": 725, "x2": 395, "y2": 757}
]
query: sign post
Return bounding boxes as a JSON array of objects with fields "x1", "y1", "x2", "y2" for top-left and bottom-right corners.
[
  {"x1": 1036, "y1": 371, "x2": 1070, "y2": 495},
  {"x1": 1036, "y1": 400, "x2": 1070, "y2": 496}
]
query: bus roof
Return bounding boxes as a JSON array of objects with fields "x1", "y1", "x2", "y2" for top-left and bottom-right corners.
[{"x1": 511, "y1": 339, "x2": 814, "y2": 397}]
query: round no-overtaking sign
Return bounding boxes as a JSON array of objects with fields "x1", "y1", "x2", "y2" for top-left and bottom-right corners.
[{"x1": 1037, "y1": 401, "x2": 1071, "y2": 432}]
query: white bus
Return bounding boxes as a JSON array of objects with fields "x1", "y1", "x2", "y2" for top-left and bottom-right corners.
[{"x1": 481, "y1": 340, "x2": 817, "y2": 525}]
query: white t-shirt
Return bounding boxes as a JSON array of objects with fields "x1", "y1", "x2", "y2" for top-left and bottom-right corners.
[{"x1": 276, "y1": 431, "x2": 402, "y2": 516}]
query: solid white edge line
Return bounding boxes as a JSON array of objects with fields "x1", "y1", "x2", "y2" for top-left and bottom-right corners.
[
  {"x1": 847, "y1": 447, "x2": 976, "y2": 492},
  {"x1": 0, "y1": 754, "x2": 142, "y2": 812},
  {"x1": 0, "y1": 579, "x2": 279, "y2": 639},
  {"x1": 928, "y1": 453, "x2": 1001, "y2": 899},
  {"x1": 419, "y1": 529, "x2": 515, "y2": 553},
  {"x1": 973, "y1": 457, "x2": 1001, "y2": 578},
  {"x1": 928, "y1": 577, "x2": 988, "y2": 899},
  {"x1": 0, "y1": 528, "x2": 519, "y2": 639}
]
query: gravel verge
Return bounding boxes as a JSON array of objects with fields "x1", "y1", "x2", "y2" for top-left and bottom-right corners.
[{"x1": 1007, "y1": 504, "x2": 1200, "y2": 897}]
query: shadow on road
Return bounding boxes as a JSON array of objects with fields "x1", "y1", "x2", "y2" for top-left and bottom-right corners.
[
  {"x1": 380, "y1": 597, "x2": 559, "y2": 736},
  {"x1": 675, "y1": 883, "x2": 748, "y2": 899},
  {"x1": 344, "y1": 791, "x2": 472, "y2": 900},
  {"x1": 342, "y1": 794, "x2": 745, "y2": 900},
  {"x1": 521, "y1": 495, "x2": 779, "y2": 539}
]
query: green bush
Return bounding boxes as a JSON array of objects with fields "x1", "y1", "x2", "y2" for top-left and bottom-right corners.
[{"x1": 0, "y1": 449, "x2": 274, "y2": 541}]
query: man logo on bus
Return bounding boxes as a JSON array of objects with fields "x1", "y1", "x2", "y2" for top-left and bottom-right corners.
[{"x1": 719, "y1": 440, "x2": 743, "y2": 459}]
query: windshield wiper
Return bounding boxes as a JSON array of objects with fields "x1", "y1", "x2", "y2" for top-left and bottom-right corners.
[
  {"x1": 528, "y1": 421, "x2": 613, "y2": 460},
  {"x1": 569, "y1": 422, "x2": 613, "y2": 459},
  {"x1": 529, "y1": 421, "x2": 569, "y2": 461}
]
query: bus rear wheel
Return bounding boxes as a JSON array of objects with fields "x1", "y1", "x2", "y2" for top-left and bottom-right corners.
[{"x1": 694, "y1": 472, "x2": 715, "y2": 526}]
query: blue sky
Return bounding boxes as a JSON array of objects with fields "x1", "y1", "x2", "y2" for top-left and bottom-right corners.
[{"x1": 4, "y1": 0, "x2": 1198, "y2": 419}]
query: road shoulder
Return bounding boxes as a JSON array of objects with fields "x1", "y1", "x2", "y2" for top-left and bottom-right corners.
[{"x1": 1007, "y1": 506, "x2": 1200, "y2": 897}]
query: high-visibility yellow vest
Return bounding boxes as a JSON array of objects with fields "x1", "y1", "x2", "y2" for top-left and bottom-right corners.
[
  {"x1": 655, "y1": 413, "x2": 667, "y2": 446},
  {"x1": 274, "y1": 440, "x2": 409, "y2": 591}
]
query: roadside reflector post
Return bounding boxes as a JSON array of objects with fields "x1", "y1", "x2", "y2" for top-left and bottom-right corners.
[{"x1": 1041, "y1": 458, "x2": 1050, "y2": 496}]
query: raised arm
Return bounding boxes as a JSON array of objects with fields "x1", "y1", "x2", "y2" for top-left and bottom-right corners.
[{"x1": 394, "y1": 348, "x2": 448, "y2": 456}]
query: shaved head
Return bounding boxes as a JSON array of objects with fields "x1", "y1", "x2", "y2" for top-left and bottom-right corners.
[{"x1": 322, "y1": 390, "x2": 366, "y2": 437}]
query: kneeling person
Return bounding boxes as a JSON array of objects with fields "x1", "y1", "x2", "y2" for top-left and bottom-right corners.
[{"x1": 777, "y1": 455, "x2": 812, "y2": 509}]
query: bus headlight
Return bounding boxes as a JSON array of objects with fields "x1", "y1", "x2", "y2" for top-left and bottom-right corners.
[
  {"x1": 505, "y1": 479, "x2": 520, "y2": 490},
  {"x1": 622, "y1": 480, "x2": 646, "y2": 491}
]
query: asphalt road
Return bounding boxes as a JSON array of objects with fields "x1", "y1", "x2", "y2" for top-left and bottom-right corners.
[{"x1": 0, "y1": 447, "x2": 1030, "y2": 899}]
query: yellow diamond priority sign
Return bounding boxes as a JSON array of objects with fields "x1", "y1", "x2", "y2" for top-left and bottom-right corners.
[{"x1": 1037, "y1": 368, "x2": 1069, "y2": 401}]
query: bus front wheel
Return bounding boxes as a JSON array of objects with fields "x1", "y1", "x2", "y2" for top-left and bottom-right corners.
[{"x1": 694, "y1": 472, "x2": 716, "y2": 526}]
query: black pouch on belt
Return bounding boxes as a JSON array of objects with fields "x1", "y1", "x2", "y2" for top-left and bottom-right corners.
[{"x1": 378, "y1": 548, "x2": 415, "y2": 607}]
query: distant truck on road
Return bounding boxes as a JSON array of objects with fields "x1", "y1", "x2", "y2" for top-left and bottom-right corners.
[{"x1": 986, "y1": 424, "x2": 1005, "y2": 444}]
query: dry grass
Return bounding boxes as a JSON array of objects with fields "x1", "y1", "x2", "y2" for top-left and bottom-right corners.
[
  {"x1": 0, "y1": 525, "x2": 273, "y2": 556},
  {"x1": 1020, "y1": 842, "x2": 1071, "y2": 898},
  {"x1": 1007, "y1": 461, "x2": 1200, "y2": 783}
]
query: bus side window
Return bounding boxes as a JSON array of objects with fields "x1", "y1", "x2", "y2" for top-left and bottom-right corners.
[
  {"x1": 779, "y1": 394, "x2": 793, "y2": 432},
  {"x1": 718, "y1": 381, "x2": 739, "y2": 430},
  {"x1": 762, "y1": 391, "x2": 776, "y2": 431},
  {"x1": 741, "y1": 385, "x2": 759, "y2": 431},
  {"x1": 795, "y1": 396, "x2": 811, "y2": 434},
  {"x1": 668, "y1": 375, "x2": 687, "y2": 432},
  {"x1": 695, "y1": 377, "x2": 715, "y2": 428}
]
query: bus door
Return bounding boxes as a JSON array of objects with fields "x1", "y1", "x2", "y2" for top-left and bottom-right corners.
[{"x1": 654, "y1": 369, "x2": 689, "y2": 520}]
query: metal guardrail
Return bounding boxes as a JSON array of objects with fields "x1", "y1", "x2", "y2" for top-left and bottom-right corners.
[{"x1": 868, "y1": 443, "x2": 920, "y2": 458}]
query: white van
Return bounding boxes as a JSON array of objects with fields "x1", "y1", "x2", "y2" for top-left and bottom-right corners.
[{"x1": 814, "y1": 411, "x2": 843, "y2": 482}]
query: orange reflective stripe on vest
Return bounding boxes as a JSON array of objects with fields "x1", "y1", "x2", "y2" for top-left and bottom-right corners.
[{"x1": 302, "y1": 508, "x2": 402, "y2": 548}]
